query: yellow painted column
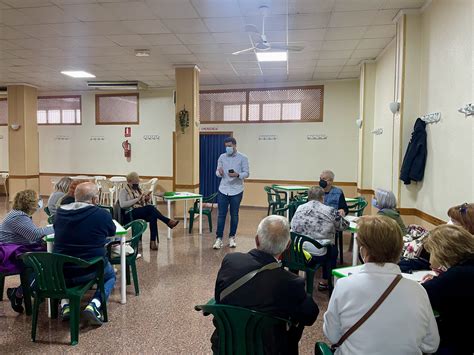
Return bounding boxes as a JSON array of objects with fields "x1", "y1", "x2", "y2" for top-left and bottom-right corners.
[
  {"x1": 173, "y1": 66, "x2": 200, "y2": 217},
  {"x1": 7, "y1": 85, "x2": 39, "y2": 201}
]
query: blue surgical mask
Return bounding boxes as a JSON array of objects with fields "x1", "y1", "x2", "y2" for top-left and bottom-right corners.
[
  {"x1": 225, "y1": 146, "x2": 234, "y2": 155},
  {"x1": 371, "y1": 198, "x2": 378, "y2": 209}
]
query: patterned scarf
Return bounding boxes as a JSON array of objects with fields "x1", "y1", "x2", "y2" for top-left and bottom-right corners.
[{"x1": 124, "y1": 184, "x2": 145, "y2": 208}]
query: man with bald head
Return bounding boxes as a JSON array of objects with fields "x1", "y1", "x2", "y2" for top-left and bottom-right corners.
[
  {"x1": 54, "y1": 182, "x2": 116, "y2": 325},
  {"x1": 212, "y1": 215, "x2": 319, "y2": 354}
]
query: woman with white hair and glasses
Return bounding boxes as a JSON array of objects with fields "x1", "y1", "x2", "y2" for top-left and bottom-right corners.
[{"x1": 372, "y1": 188, "x2": 407, "y2": 234}]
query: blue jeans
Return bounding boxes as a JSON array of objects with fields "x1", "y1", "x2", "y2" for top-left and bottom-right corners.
[
  {"x1": 216, "y1": 191, "x2": 243, "y2": 239},
  {"x1": 68, "y1": 260, "x2": 116, "y2": 307}
]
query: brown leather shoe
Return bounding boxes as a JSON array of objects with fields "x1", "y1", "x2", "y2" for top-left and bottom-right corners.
[
  {"x1": 167, "y1": 220, "x2": 179, "y2": 229},
  {"x1": 150, "y1": 240, "x2": 158, "y2": 250}
]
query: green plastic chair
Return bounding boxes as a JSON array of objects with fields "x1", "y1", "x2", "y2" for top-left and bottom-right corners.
[
  {"x1": 264, "y1": 186, "x2": 286, "y2": 216},
  {"x1": 273, "y1": 198, "x2": 306, "y2": 222},
  {"x1": 44, "y1": 206, "x2": 51, "y2": 216},
  {"x1": 347, "y1": 197, "x2": 368, "y2": 217},
  {"x1": 315, "y1": 342, "x2": 333, "y2": 355},
  {"x1": 20, "y1": 252, "x2": 108, "y2": 346},
  {"x1": 106, "y1": 219, "x2": 147, "y2": 296},
  {"x1": 195, "y1": 298, "x2": 291, "y2": 355},
  {"x1": 281, "y1": 232, "x2": 333, "y2": 295},
  {"x1": 188, "y1": 192, "x2": 218, "y2": 233}
]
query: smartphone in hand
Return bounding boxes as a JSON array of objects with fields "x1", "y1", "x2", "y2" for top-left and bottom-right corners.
[{"x1": 228, "y1": 169, "x2": 234, "y2": 173}]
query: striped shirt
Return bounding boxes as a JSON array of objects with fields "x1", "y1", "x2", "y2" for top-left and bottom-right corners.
[{"x1": 0, "y1": 210, "x2": 54, "y2": 245}]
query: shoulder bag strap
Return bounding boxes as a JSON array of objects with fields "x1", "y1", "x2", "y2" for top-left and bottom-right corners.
[
  {"x1": 220, "y1": 262, "x2": 281, "y2": 301},
  {"x1": 331, "y1": 274, "x2": 403, "y2": 351}
]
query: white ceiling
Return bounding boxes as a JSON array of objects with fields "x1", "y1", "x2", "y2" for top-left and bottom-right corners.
[{"x1": 0, "y1": 0, "x2": 427, "y2": 91}]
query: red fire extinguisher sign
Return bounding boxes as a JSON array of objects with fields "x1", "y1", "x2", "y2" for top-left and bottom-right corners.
[{"x1": 125, "y1": 127, "x2": 131, "y2": 137}]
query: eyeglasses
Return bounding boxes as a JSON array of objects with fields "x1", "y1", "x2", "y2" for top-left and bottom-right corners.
[{"x1": 459, "y1": 203, "x2": 469, "y2": 214}]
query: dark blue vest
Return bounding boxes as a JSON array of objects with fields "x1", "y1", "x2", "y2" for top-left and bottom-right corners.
[{"x1": 324, "y1": 186, "x2": 343, "y2": 210}]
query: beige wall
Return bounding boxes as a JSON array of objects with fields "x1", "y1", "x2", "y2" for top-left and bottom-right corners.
[
  {"x1": 358, "y1": 63, "x2": 376, "y2": 190},
  {"x1": 0, "y1": 126, "x2": 7, "y2": 171},
  {"x1": 38, "y1": 89, "x2": 175, "y2": 195},
  {"x1": 372, "y1": 40, "x2": 396, "y2": 191},
  {"x1": 204, "y1": 80, "x2": 360, "y2": 183},
  {"x1": 362, "y1": 0, "x2": 472, "y2": 222},
  {"x1": 403, "y1": 0, "x2": 473, "y2": 219}
]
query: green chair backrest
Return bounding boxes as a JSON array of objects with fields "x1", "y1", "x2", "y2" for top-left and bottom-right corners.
[
  {"x1": 282, "y1": 232, "x2": 324, "y2": 272},
  {"x1": 315, "y1": 342, "x2": 334, "y2": 355},
  {"x1": 193, "y1": 192, "x2": 218, "y2": 211},
  {"x1": 348, "y1": 197, "x2": 368, "y2": 217},
  {"x1": 20, "y1": 252, "x2": 101, "y2": 298},
  {"x1": 195, "y1": 302, "x2": 291, "y2": 355},
  {"x1": 264, "y1": 186, "x2": 282, "y2": 204},
  {"x1": 123, "y1": 219, "x2": 147, "y2": 254},
  {"x1": 44, "y1": 206, "x2": 51, "y2": 216}
]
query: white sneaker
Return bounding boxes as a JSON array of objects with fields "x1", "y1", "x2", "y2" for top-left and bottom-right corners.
[
  {"x1": 229, "y1": 237, "x2": 237, "y2": 248},
  {"x1": 213, "y1": 239, "x2": 223, "y2": 249}
]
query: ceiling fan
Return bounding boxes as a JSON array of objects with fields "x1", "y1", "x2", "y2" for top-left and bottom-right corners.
[{"x1": 232, "y1": 5, "x2": 304, "y2": 56}]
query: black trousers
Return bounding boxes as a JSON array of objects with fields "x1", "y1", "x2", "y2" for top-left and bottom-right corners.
[{"x1": 131, "y1": 205, "x2": 170, "y2": 242}]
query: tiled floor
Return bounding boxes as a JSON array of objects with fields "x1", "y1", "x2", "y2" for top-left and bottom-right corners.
[{"x1": 0, "y1": 197, "x2": 353, "y2": 354}]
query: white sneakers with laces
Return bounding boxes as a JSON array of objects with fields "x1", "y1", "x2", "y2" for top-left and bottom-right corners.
[
  {"x1": 213, "y1": 238, "x2": 237, "y2": 249},
  {"x1": 213, "y1": 239, "x2": 223, "y2": 249}
]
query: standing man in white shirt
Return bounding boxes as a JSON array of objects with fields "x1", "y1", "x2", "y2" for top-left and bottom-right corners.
[{"x1": 213, "y1": 137, "x2": 249, "y2": 250}]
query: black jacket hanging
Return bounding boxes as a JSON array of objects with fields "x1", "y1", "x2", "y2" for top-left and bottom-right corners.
[{"x1": 400, "y1": 118, "x2": 427, "y2": 185}]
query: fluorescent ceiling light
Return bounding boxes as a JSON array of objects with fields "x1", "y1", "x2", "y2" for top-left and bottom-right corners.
[
  {"x1": 256, "y1": 51, "x2": 287, "y2": 62},
  {"x1": 61, "y1": 71, "x2": 96, "y2": 78}
]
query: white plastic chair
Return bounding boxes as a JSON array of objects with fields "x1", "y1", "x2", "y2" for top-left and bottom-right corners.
[
  {"x1": 139, "y1": 177, "x2": 158, "y2": 205},
  {"x1": 0, "y1": 173, "x2": 9, "y2": 197},
  {"x1": 99, "y1": 180, "x2": 116, "y2": 207},
  {"x1": 109, "y1": 176, "x2": 127, "y2": 203}
]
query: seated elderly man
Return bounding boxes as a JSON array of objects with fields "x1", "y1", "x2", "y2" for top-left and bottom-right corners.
[
  {"x1": 291, "y1": 186, "x2": 349, "y2": 291},
  {"x1": 213, "y1": 215, "x2": 319, "y2": 354},
  {"x1": 319, "y1": 169, "x2": 349, "y2": 216},
  {"x1": 54, "y1": 182, "x2": 116, "y2": 325}
]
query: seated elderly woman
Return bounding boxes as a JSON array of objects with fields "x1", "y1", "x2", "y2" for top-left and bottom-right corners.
[
  {"x1": 290, "y1": 186, "x2": 349, "y2": 291},
  {"x1": 446, "y1": 202, "x2": 474, "y2": 234},
  {"x1": 372, "y1": 188, "x2": 407, "y2": 234},
  {"x1": 119, "y1": 172, "x2": 178, "y2": 250},
  {"x1": 59, "y1": 179, "x2": 89, "y2": 206},
  {"x1": 47, "y1": 177, "x2": 72, "y2": 215},
  {"x1": 323, "y1": 216, "x2": 439, "y2": 354},
  {"x1": 0, "y1": 189, "x2": 54, "y2": 313},
  {"x1": 422, "y1": 224, "x2": 474, "y2": 355}
]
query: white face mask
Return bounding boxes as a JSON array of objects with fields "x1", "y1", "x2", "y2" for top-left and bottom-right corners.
[
  {"x1": 37, "y1": 199, "x2": 44, "y2": 210},
  {"x1": 447, "y1": 218, "x2": 454, "y2": 225}
]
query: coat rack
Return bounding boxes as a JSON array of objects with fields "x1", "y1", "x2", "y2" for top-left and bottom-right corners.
[
  {"x1": 420, "y1": 112, "x2": 441, "y2": 124},
  {"x1": 372, "y1": 128, "x2": 383, "y2": 135},
  {"x1": 458, "y1": 104, "x2": 474, "y2": 117}
]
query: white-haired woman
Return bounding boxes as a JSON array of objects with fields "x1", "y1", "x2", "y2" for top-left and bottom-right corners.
[
  {"x1": 47, "y1": 177, "x2": 72, "y2": 215},
  {"x1": 372, "y1": 188, "x2": 407, "y2": 234},
  {"x1": 119, "y1": 172, "x2": 178, "y2": 250}
]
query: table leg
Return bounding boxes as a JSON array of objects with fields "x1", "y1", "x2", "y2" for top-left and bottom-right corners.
[
  {"x1": 199, "y1": 197, "x2": 203, "y2": 235},
  {"x1": 120, "y1": 234, "x2": 126, "y2": 304},
  {"x1": 352, "y1": 232, "x2": 359, "y2": 266},
  {"x1": 167, "y1": 200, "x2": 172, "y2": 240},
  {"x1": 286, "y1": 193, "x2": 290, "y2": 219},
  {"x1": 184, "y1": 200, "x2": 187, "y2": 229},
  {"x1": 46, "y1": 241, "x2": 52, "y2": 318}
]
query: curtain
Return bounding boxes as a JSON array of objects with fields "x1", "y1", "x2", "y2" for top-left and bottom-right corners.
[{"x1": 200, "y1": 133, "x2": 231, "y2": 197}]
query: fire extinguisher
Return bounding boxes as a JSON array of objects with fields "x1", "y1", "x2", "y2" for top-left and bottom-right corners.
[{"x1": 122, "y1": 140, "x2": 131, "y2": 159}]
